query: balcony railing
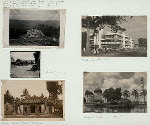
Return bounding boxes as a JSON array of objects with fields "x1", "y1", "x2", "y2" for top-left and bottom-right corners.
[{"x1": 101, "y1": 42, "x2": 122, "y2": 44}]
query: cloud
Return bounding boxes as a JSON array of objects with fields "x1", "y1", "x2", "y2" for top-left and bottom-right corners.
[
  {"x1": 103, "y1": 16, "x2": 147, "y2": 44},
  {"x1": 10, "y1": 9, "x2": 60, "y2": 21},
  {"x1": 120, "y1": 72, "x2": 135, "y2": 79},
  {"x1": 133, "y1": 72, "x2": 147, "y2": 86},
  {"x1": 11, "y1": 52, "x2": 35, "y2": 61},
  {"x1": 84, "y1": 72, "x2": 147, "y2": 94}
]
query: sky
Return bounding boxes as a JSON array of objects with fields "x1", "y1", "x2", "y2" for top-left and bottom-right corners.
[
  {"x1": 10, "y1": 9, "x2": 60, "y2": 21},
  {"x1": 83, "y1": 72, "x2": 147, "y2": 94},
  {"x1": 82, "y1": 16, "x2": 147, "y2": 44},
  {"x1": 11, "y1": 52, "x2": 35, "y2": 61},
  {"x1": 104, "y1": 16, "x2": 147, "y2": 44},
  {"x1": 2, "y1": 80, "x2": 63, "y2": 100}
]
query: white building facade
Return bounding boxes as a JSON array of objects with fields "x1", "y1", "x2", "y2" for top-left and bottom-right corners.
[{"x1": 90, "y1": 29, "x2": 134, "y2": 52}]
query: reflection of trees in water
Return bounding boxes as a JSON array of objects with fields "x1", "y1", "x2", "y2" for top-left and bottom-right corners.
[{"x1": 84, "y1": 105, "x2": 147, "y2": 113}]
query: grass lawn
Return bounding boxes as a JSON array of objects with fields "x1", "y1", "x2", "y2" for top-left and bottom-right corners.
[
  {"x1": 82, "y1": 50, "x2": 147, "y2": 57},
  {"x1": 10, "y1": 64, "x2": 40, "y2": 78},
  {"x1": 4, "y1": 114, "x2": 63, "y2": 118},
  {"x1": 10, "y1": 37, "x2": 59, "y2": 46}
]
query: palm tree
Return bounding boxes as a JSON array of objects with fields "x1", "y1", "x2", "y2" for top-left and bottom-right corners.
[
  {"x1": 4, "y1": 90, "x2": 14, "y2": 104},
  {"x1": 122, "y1": 90, "x2": 130, "y2": 99},
  {"x1": 140, "y1": 89, "x2": 147, "y2": 103},
  {"x1": 21, "y1": 88, "x2": 30, "y2": 99},
  {"x1": 131, "y1": 89, "x2": 139, "y2": 102}
]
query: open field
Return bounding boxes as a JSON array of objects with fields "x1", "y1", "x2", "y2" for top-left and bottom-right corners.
[
  {"x1": 10, "y1": 37, "x2": 59, "y2": 46},
  {"x1": 82, "y1": 50, "x2": 147, "y2": 57},
  {"x1": 10, "y1": 64, "x2": 40, "y2": 78},
  {"x1": 4, "y1": 114, "x2": 63, "y2": 118}
]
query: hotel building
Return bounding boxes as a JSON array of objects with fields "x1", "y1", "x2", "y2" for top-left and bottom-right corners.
[{"x1": 89, "y1": 29, "x2": 134, "y2": 52}]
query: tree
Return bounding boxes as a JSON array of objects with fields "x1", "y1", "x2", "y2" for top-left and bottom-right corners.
[
  {"x1": 138, "y1": 38, "x2": 147, "y2": 48},
  {"x1": 82, "y1": 32, "x2": 87, "y2": 50},
  {"x1": 83, "y1": 97, "x2": 86, "y2": 104},
  {"x1": 114, "y1": 87, "x2": 122, "y2": 102},
  {"x1": 4, "y1": 90, "x2": 14, "y2": 104},
  {"x1": 122, "y1": 90, "x2": 130, "y2": 99},
  {"x1": 103, "y1": 87, "x2": 122, "y2": 103},
  {"x1": 131, "y1": 89, "x2": 139, "y2": 102},
  {"x1": 35, "y1": 24, "x2": 60, "y2": 38},
  {"x1": 21, "y1": 88, "x2": 30, "y2": 98},
  {"x1": 82, "y1": 16, "x2": 127, "y2": 54},
  {"x1": 46, "y1": 81, "x2": 62, "y2": 100},
  {"x1": 33, "y1": 51, "x2": 40, "y2": 70},
  {"x1": 140, "y1": 89, "x2": 147, "y2": 103},
  {"x1": 9, "y1": 20, "x2": 27, "y2": 39}
]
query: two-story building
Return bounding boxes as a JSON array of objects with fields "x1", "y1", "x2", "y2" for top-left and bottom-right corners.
[{"x1": 84, "y1": 88, "x2": 103, "y2": 103}]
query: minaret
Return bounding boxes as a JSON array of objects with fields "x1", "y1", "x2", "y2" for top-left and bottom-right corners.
[{"x1": 141, "y1": 77, "x2": 144, "y2": 90}]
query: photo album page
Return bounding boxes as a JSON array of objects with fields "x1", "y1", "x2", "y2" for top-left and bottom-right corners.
[{"x1": 0, "y1": 0, "x2": 150, "y2": 125}]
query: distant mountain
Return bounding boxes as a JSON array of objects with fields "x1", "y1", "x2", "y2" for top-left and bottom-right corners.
[{"x1": 9, "y1": 20, "x2": 60, "y2": 29}]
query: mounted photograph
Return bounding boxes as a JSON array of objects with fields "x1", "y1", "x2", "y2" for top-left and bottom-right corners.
[
  {"x1": 1, "y1": 80, "x2": 64, "y2": 121},
  {"x1": 10, "y1": 51, "x2": 40, "y2": 78},
  {"x1": 83, "y1": 72, "x2": 147, "y2": 113},
  {"x1": 3, "y1": 8, "x2": 65, "y2": 48},
  {"x1": 82, "y1": 16, "x2": 147, "y2": 57}
]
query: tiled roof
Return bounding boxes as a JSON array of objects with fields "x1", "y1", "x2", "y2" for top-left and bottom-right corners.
[
  {"x1": 21, "y1": 96, "x2": 46, "y2": 104},
  {"x1": 21, "y1": 96, "x2": 63, "y2": 106}
]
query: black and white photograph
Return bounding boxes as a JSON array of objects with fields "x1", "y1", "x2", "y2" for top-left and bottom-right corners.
[
  {"x1": 83, "y1": 72, "x2": 147, "y2": 113},
  {"x1": 1, "y1": 80, "x2": 64, "y2": 120},
  {"x1": 10, "y1": 51, "x2": 40, "y2": 78},
  {"x1": 82, "y1": 16, "x2": 147, "y2": 57},
  {"x1": 3, "y1": 8, "x2": 66, "y2": 47}
]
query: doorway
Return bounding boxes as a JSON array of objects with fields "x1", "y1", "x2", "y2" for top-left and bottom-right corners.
[
  {"x1": 30, "y1": 105, "x2": 35, "y2": 113},
  {"x1": 24, "y1": 107, "x2": 27, "y2": 114}
]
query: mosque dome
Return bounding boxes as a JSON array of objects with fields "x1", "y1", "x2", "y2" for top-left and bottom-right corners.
[{"x1": 94, "y1": 87, "x2": 102, "y2": 93}]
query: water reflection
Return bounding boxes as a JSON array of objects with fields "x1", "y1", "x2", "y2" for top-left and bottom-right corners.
[{"x1": 84, "y1": 105, "x2": 147, "y2": 113}]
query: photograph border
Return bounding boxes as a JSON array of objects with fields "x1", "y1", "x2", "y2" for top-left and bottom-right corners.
[
  {"x1": 10, "y1": 51, "x2": 41, "y2": 78},
  {"x1": 1, "y1": 80, "x2": 65, "y2": 121},
  {"x1": 82, "y1": 72, "x2": 147, "y2": 113},
  {"x1": 3, "y1": 8, "x2": 66, "y2": 48},
  {"x1": 81, "y1": 15, "x2": 147, "y2": 57}
]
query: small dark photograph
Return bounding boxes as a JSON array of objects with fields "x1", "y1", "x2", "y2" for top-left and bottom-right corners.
[
  {"x1": 83, "y1": 72, "x2": 147, "y2": 113},
  {"x1": 9, "y1": 9, "x2": 60, "y2": 46},
  {"x1": 10, "y1": 51, "x2": 40, "y2": 78}
]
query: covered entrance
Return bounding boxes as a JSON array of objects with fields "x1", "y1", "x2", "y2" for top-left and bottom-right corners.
[{"x1": 30, "y1": 105, "x2": 36, "y2": 113}]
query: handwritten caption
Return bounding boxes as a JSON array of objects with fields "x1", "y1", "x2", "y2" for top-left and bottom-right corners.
[
  {"x1": 3, "y1": 0, "x2": 65, "y2": 7},
  {"x1": 84, "y1": 115, "x2": 123, "y2": 119},
  {"x1": 42, "y1": 70, "x2": 65, "y2": 74},
  {"x1": 82, "y1": 58, "x2": 109, "y2": 62},
  {"x1": 1, "y1": 122, "x2": 43, "y2": 125}
]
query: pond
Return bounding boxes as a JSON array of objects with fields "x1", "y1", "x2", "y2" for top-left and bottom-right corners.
[{"x1": 83, "y1": 105, "x2": 147, "y2": 113}]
